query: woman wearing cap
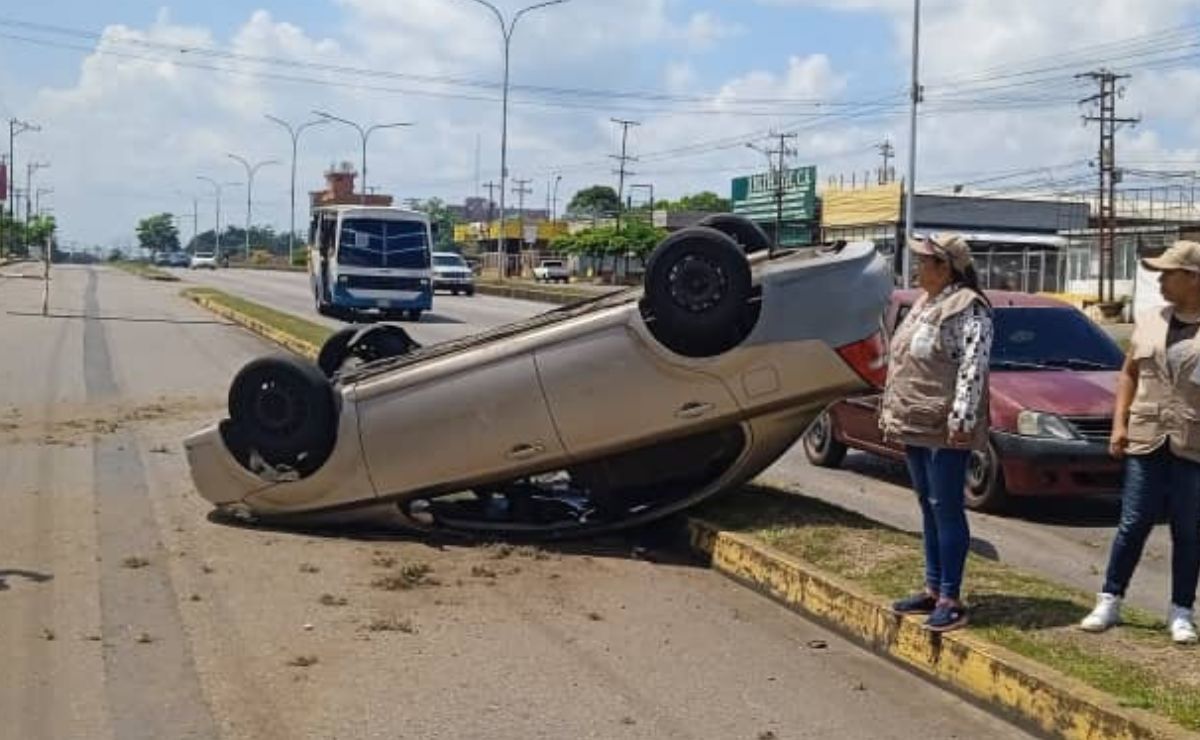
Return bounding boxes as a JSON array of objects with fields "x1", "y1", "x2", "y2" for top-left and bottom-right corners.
[
  {"x1": 1079, "y1": 240, "x2": 1200, "y2": 644},
  {"x1": 880, "y1": 233, "x2": 993, "y2": 632}
]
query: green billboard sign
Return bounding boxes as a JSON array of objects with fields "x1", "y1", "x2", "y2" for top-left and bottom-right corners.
[{"x1": 731, "y1": 166, "x2": 817, "y2": 223}]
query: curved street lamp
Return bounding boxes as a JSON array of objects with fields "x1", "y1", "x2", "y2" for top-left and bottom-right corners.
[
  {"x1": 455, "y1": 0, "x2": 571, "y2": 279},
  {"x1": 227, "y1": 154, "x2": 279, "y2": 260},
  {"x1": 196, "y1": 176, "x2": 242, "y2": 260},
  {"x1": 266, "y1": 114, "x2": 329, "y2": 265},
  {"x1": 312, "y1": 111, "x2": 412, "y2": 206}
]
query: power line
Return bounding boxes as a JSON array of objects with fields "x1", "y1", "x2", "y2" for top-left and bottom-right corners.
[{"x1": 610, "y1": 118, "x2": 639, "y2": 232}]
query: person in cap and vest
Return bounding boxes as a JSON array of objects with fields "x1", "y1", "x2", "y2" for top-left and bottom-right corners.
[
  {"x1": 1079, "y1": 240, "x2": 1200, "y2": 644},
  {"x1": 880, "y1": 233, "x2": 993, "y2": 632}
]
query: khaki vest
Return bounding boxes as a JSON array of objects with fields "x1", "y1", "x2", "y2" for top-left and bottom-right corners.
[
  {"x1": 1125, "y1": 307, "x2": 1200, "y2": 463},
  {"x1": 880, "y1": 287, "x2": 990, "y2": 450}
]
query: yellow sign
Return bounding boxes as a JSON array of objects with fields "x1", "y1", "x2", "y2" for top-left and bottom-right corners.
[{"x1": 821, "y1": 183, "x2": 902, "y2": 228}]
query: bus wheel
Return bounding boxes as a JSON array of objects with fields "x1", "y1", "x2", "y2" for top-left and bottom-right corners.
[{"x1": 406, "y1": 309, "x2": 423, "y2": 322}]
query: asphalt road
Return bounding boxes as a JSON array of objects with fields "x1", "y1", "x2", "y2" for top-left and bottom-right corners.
[
  {"x1": 0, "y1": 262, "x2": 1027, "y2": 739},
  {"x1": 180, "y1": 266, "x2": 1176, "y2": 616},
  {"x1": 170, "y1": 266, "x2": 552, "y2": 346}
]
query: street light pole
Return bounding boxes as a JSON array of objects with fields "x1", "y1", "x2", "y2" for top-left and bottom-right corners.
[
  {"x1": 312, "y1": 111, "x2": 412, "y2": 206},
  {"x1": 25, "y1": 160, "x2": 48, "y2": 254},
  {"x1": 197, "y1": 176, "x2": 241, "y2": 260},
  {"x1": 551, "y1": 174, "x2": 563, "y2": 224},
  {"x1": 227, "y1": 154, "x2": 279, "y2": 261},
  {"x1": 266, "y1": 114, "x2": 328, "y2": 265},
  {"x1": 457, "y1": 0, "x2": 571, "y2": 279}
]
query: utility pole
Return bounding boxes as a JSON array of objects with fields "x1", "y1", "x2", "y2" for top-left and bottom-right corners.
[
  {"x1": 610, "y1": 118, "x2": 640, "y2": 233},
  {"x1": 512, "y1": 178, "x2": 533, "y2": 274},
  {"x1": 1079, "y1": 69, "x2": 1139, "y2": 304},
  {"x1": 903, "y1": 0, "x2": 923, "y2": 288},
  {"x1": 482, "y1": 180, "x2": 499, "y2": 263},
  {"x1": 748, "y1": 132, "x2": 797, "y2": 251},
  {"x1": 25, "y1": 160, "x2": 49, "y2": 254},
  {"x1": 877, "y1": 140, "x2": 895, "y2": 184},
  {"x1": 8, "y1": 118, "x2": 39, "y2": 257}
]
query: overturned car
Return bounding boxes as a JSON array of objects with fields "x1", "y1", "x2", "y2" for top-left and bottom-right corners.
[{"x1": 184, "y1": 217, "x2": 892, "y2": 538}]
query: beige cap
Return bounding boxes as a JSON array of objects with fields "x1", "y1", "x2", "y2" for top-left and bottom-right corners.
[
  {"x1": 908, "y1": 233, "x2": 973, "y2": 272},
  {"x1": 1141, "y1": 240, "x2": 1200, "y2": 273}
]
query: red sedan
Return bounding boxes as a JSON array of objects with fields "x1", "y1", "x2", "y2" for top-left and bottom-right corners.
[{"x1": 803, "y1": 290, "x2": 1125, "y2": 512}]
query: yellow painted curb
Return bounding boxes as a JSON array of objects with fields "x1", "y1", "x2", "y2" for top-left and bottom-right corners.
[
  {"x1": 186, "y1": 294, "x2": 319, "y2": 360},
  {"x1": 687, "y1": 520, "x2": 1194, "y2": 740}
]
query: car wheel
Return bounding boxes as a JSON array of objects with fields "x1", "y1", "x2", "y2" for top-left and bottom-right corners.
[
  {"x1": 228, "y1": 355, "x2": 337, "y2": 472},
  {"x1": 641, "y1": 226, "x2": 753, "y2": 358},
  {"x1": 696, "y1": 214, "x2": 773, "y2": 255},
  {"x1": 317, "y1": 325, "x2": 420, "y2": 378},
  {"x1": 465, "y1": 287, "x2": 475, "y2": 297},
  {"x1": 802, "y1": 410, "x2": 848, "y2": 468},
  {"x1": 965, "y1": 442, "x2": 1009, "y2": 513}
]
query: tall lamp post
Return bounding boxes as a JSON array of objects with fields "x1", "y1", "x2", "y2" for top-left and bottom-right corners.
[
  {"x1": 227, "y1": 154, "x2": 279, "y2": 261},
  {"x1": 455, "y1": 0, "x2": 571, "y2": 279},
  {"x1": 266, "y1": 114, "x2": 328, "y2": 266},
  {"x1": 312, "y1": 111, "x2": 412, "y2": 206},
  {"x1": 551, "y1": 174, "x2": 563, "y2": 224},
  {"x1": 196, "y1": 176, "x2": 241, "y2": 260}
]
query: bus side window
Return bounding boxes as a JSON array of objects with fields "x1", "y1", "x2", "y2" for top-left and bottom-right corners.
[{"x1": 308, "y1": 216, "x2": 319, "y2": 247}]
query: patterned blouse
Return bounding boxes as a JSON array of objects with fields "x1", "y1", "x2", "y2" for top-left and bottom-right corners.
[{"x1": 909, "y1": 284, "x2": 994, "y2": 434}]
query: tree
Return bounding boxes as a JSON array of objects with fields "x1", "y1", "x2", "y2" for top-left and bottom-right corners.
[
  {"x1": 136, "y1": 213, "x2": 180, "y2": 252},
  {"x1": 26, "y1": 215, "x2": 56, "y2": 249},
  {"x1": 567, "y1": 186, "x2": 621, "y2": 217},
  {"x1": 658, "y1": 191, "x2": 731, "y2": 213},
  {"x1": 410, "y1": 197, "x2": 458, "y2": 251}
]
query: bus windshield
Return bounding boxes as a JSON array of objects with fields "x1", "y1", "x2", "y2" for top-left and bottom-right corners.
[{"x1": 337, "y1": 218, "x2": 429, "y2": 269}]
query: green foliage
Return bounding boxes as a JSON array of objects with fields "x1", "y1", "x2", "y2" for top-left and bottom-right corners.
[
  {"x1": 407, "y1": 197, "x2": 459, "y2": 251},
  {"x1": 654, "y1": 191, "x2": 731, "y2": 213},
  {"x1": 567, "y1": 185, "x2": 621, "y2": 217},
  {"x1": 136, "y1": 213, "x2": 180, "y2": 252},
  {"x1": 550, "y1": 221, "x2": 667, "y2": 258}
]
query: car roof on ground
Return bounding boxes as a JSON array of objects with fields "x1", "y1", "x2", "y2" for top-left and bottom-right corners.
[{"x1": 893, "y1": 289, "x2": 1070, "y2": 309}]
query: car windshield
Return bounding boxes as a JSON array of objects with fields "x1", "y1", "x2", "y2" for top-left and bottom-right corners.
[
  {"x1": 991, "y1": 307, "x2": 1124, "y2": 371},
  {"x1": 337, "y1": 218, "x2": 429, "y2": 269},
  {"x1": 433, "y1": 254, "x2": 466, "y2": 268},
  {"x1": 541, "y1": 261, "x2": 563, "y2": 268}
]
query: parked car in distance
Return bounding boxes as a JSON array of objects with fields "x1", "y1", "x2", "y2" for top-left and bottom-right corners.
[
  {"x1": 533, "y1": 259, "x2": 570, "y2": 283},
  {"x1": 803, "y1": 290, "x2": 1124, "y2": 512},
  {"x1": 190, "y1": 252, "x2": 218, "y2": 270},
  {"x1": 431, "y1": 251, "x2": 475, "y2": 296},
  {"x1": 185, "y1": 217, "x2": 894, "y2": 539},
  {"x1": 169, "y1": 251, "x2": 191, "y2": 268}
]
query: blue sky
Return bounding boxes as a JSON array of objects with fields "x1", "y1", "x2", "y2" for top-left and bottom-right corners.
[{"x1": 0, "y1": 1, "x2": 1197, "y2": 247}]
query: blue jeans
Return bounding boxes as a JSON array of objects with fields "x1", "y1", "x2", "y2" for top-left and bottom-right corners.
[
  {"x1": 1102, "y1": 446, "x2": 1200, "y2": 608},
  {"x1": 905, "y1": 446, "x2": 972, "y2": 601}
]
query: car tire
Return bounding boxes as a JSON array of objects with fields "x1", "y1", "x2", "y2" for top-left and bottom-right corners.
[
  {"x1": 965, "y1": 441, "x2": 1009, "y2": 513},
  {"x1": 465, "y1": 287, "x2": 475, "y2": 297},
  {"x1": 696, "y1": 214, "x2": 774, "y2": 254},
  {"x1": 802, "y1": 409, "x2": 847, "y2": 468},
  {"x1": 317, "y1": 325, "x2": 420, "y2": 378},
  {"x1": 641, "y1": 226, "x2": 753, "y2": 358},
  {"x1": 228, "y1": 355, "x2": 337, "y2": 471}
]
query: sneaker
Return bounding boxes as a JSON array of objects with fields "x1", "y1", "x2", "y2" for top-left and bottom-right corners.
[
  {"x1": 1079, "y1": 593, "x2": 1122, "y2": 633},
  {"x1": 1168, "y1": 605, "x2": 1198, "y2": 645},
  {"x1": 892, "y1": 592, "x2": 938, "y2": 615},
  {"x1": 924, "y1": 602, "x2": 969, "y2": 632}
]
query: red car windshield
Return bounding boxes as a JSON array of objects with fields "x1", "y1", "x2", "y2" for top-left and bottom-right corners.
[{"x1": 990, "y1": 307, "x2": 1124, "y2": 371}]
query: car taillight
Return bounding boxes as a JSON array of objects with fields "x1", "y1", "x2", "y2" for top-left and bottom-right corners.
[{"x1": 837, "y1": 331, "x2": 888, "y2": 389}]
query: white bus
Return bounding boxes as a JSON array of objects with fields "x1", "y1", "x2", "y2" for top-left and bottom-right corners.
[{"x1": 309, "y1": 205, "x2": 434, "y2": 322}]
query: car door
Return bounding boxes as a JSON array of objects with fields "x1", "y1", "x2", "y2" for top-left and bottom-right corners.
[
  {"x1": 353, "y1": 353, "x2": 568, "y2": 495},
  {"x1": 534, "y1": 321, "x2": 740, "y2": 460}
]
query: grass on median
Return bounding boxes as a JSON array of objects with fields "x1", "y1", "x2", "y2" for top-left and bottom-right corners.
[
  {"x1": 111, "y1": 261, "x2": 180, "y2": 282},
  {"x1": 182, "y1": 287, "x2": 334, "y2": 349},
  {"x1": 694, "y1": 484, "x2": 1200, "y2": 731}
]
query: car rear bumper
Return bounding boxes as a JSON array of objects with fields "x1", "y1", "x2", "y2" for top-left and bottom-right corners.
[{"x1": 993, "y1": 430, "x2": 1122, "y2": 497}]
